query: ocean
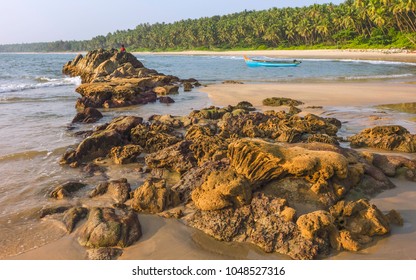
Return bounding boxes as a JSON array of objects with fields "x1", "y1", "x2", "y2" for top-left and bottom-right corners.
[{"x1": 0, "y1": 53, "x2": 415, "y2": 258}]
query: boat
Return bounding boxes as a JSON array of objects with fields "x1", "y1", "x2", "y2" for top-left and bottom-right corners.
[{"x1": 244, "y1": 55, "x2": 301, "y2": 67}]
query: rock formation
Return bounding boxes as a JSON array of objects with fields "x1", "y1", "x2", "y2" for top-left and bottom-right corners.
[
  {"x1": 349, "y1": 125, "x2": 416, "y2": 153},
  {"x1": 63, "y1": 49, "x2": 199, "y2": 109},
  {"x1": 54, "y1": 81, "x2": 414, "y2": 259}
]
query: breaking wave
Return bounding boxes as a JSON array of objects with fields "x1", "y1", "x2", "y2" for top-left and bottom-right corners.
[{"x1": 0, "y1": 76, "x2": 81, "y2": 94}]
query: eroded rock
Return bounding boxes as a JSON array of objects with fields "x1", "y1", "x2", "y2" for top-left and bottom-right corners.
[{"x1": 78, "y1": 207, "x2": 142, "y2": 248}]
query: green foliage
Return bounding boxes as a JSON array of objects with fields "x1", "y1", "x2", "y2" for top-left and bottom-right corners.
[{"x1": 0, "y1": 0, "x2": 415, "y2": 52}]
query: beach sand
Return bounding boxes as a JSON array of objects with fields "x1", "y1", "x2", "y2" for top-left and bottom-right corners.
[{"x1": 7, "y1": 50, "x2": 416, "y2": 260}]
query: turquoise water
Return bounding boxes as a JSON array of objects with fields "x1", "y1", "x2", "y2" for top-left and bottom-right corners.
[{"x1": 0, "y1": 53, "x2": 415, "y2": 258}]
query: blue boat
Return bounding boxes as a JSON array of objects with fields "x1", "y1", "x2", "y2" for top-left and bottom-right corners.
[{"x1": 244, "y1": 55, "x2": 301, "y2": 67}]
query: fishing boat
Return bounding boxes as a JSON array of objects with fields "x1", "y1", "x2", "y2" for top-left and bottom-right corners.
[{"x1": 244, "y1": 55, "x2": 301, "y2": 67}]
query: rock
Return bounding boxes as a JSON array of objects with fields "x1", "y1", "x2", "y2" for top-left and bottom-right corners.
[
  {"x1": 187, "y1": 193, "x2": 317, "y2": 260},
  {"x1": 159, "y1": 96, "x2": 175, "y2": 104},
  {"x1": 39, "y1": 206, "x2": 71, "y2": 219},
  {"x1": 145, "y1": 141, "x2": 197, "y2": 174},
  {"x1": 192, "y1": 168, "x2": 252, "y2": 211},
  {"x1": 153, "y1": 85, "x2": 179, "y2": 95},
  {"x1": 296, "y1": 210, "x2": 336, "y2": 240},
  {"x1": 89, "y1": 178, "x2": 131, "y2": 204},
  {"x1": 131, "y1": 178, "x2": 180, "y2": 214},
  {"x1": 171, "y1": 160, "x2": 228, "y2": 203},
  {"x1": 63, "y1": 49, "x2": 189, "y2": 109},
  {"x1": 60, "y1": 116, "x2": 143, "y2": 165},
  {"x1": 222, "y1": 80, "x2": 243, "y2": 84},
  {"x1": 330, "y1": 199, "x2": 390, "y2": 237},
  {"x1": 78, "y1": 207, "x2": 142, "y2": 248},
  {"x1": 130, "y1": 124, "x2": 182, "y2": 153},
  {"x1": 49, "y1": 181, "x2": 87, "y2": 199},
  {"x1": 72, "y1": 107, "x2": 103, "y2": 123},
  {"x1": 104, "y1": 116, "x2": 143, "y2": 136},
  {"x1": 366, "y1": 153, "x2": 416, "y2": 180},
  {"x1": 60, "y1": 129, "x2": 124, "y2": 165},
  {"x1": 110, "y1": 144, "x2": 143, "y2": 164},
  {"x1": 183, "y1": 82, "x2": 193, "y2": 91},
  {"x1": 87, "y1": 248, "x2": 123, "y2": 260},
  {"x1": 349, "y1": 125, "x2": 416, "y2": 153},
  {"x1": 262, "y1": 97, "x2": 304, "y2": 107},
  {"x1": 62, "y1": 207, "x2": 88, "y2": 233},
  {"x1": 385, "y1": 209, "x2": 404, "y2": 226},
  {"x1": 158, "y1": 208, "x2": 184, "y2": 219}
]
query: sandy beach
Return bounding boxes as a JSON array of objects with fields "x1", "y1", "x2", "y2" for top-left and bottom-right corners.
[{"x1": 4, "y1": 49, "x2": 416, "y2": 261}]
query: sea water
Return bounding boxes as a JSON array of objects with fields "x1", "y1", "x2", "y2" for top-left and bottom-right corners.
[{"x1": 0, "y1": 53, "x2": 415, "y2": 258}]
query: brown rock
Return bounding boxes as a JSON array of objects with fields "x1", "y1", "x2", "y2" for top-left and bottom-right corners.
[
  {"x1": 349, "y1": 125, "x2": 416, "y2": 153},
  {"x1": 49, "y1": 181, "x2": 87, "y2": 199},
  {"x1": 110, "y1": 144, "x2": 143, "y2": 164},
  {"x1": 192, "y1": 168, "x2": 252, "y2": 211},
  {"x1": 72, "y1": 107, "x2": 103, "y2": 123},
  {"x1": 131, "y1": 178, "x2": 180, "y2": 213},
  {"x1": 78, "y1": 207, "x2": 142, "y2": 248},
  {"x1": 89, "y1": 178, "x2": 131, "y2": 204},
  {"x1": 187, "y1": 193, "x2": 317, "y2": 260},
  {"x1": 159, "y1": 96, "x2": 175, "y2": 104},
  {"x1": 145, "y1": 141, "x2": 197, "y2": 174}
]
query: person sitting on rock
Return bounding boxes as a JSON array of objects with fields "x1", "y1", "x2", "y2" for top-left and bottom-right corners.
[{"x1": 120, "y1": 44, "x2": 126, "y2": 53}]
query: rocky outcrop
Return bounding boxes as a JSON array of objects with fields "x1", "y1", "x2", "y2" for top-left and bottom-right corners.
[
  {"x1": 187, "y1": 193, "x2": 317, "y2": 260},
  {"x1": 60, "y1": 116, "x2": 143, "y2": 166},
  {"x1": 72, "y1": 107, "x2": 103, "y2": 123},
  {"x1": 78, "y1": 207, "x2": 142, "y2": 248},
  {"x1": 89, "y1": 178, "x2": 131, "y2": 204},
  {"x1": 145, "y1": 141, "x2": 197, "y2": 174},
  {"x1": 131, "y1": 178, "x2": 180, "y2": 213},
  {"x1": 57, "y1": 102, "x2": 411, "y2": 259},
  {"x1": 110, "y1": 144, "x2": 143, "y2": 164},
  {"x1": 49, "y1": 181, "x2": 87, "y2": 199},
  {"x1": 262, "y1": 97, "x2": 304, "y2": 107},
  {"x1": 349, "y1": 125, "x2": 416, "y2": 153},
  {"x1": 362, "y1": 152, "x2": 416, "y2": 181},
  {"x1": 63, "y1": 49, "x2": 198, "y2": 109}
]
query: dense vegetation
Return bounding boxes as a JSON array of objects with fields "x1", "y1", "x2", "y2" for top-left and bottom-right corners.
[{"x1": 1, "y1": 0, "x2": 415, "y2": 52}]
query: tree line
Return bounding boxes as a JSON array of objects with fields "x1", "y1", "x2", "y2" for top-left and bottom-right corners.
[{"x1": 0, "y1": 0, "x2": 415, "y2": 52}]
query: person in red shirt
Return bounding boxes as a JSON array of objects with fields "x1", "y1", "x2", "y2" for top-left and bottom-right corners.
[{"x1": 120, "y1": 44, "x2": 126, "y2": 53}]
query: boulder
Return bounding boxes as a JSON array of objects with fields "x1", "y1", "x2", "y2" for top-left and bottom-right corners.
[
  {"x1": 110, "y1": 144, "x2": 143, "y2": 164},
  {"x1": 145, "y1": 141, "x2": 197, "y2": 174},
  {"x1": 78, "y1": 207, "x2": 142, "y2": 248},
  {"x1": 63, "y1": 49, "x2": 193, "y2": 109},
  {"x1": 89, "y1": 178, "x2": 131, "y2": 204},
  {"x1": 187, "y1": 193, "x2": 317, "y2": 260},
  {"x1": 192, "y1": 168, "x2": 252, "y2": 211},
  {"x1": 62, "y1": 207, "x2": 89, "y2": 233},
  {"x1": 349, "y1": 125, "x2": 416, "y2": 153},
  {"x1": 49, "y1": 181, "x2": 87, "y2": 199},
  {"x1": 159, "y1": 96, "x2": 175, "y2": 104},
  {"x1": 131, "y1": 178, "x2": 180, "y2": 213},
  {"x1": 262, "y1": 97, "x2": 304, "y2": 107},
  {"x1": 72, "y1": 107, "x2": 103, "y2": 123}
]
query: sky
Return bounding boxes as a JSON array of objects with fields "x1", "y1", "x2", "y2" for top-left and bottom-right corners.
[{"x1": 0, "y1": 0, "x2": 344, "y2": 44}]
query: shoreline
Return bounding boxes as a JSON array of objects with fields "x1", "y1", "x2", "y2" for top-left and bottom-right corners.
[{"x1": 134, "y1": 49, "x2": 416, "y2": 63}]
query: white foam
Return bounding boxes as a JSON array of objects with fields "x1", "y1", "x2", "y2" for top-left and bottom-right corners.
[{"x1": 0, "y1": 76, "x2": 81, "y2": 93}]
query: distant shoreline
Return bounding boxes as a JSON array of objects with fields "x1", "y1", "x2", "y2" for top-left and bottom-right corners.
[
  {"x1": 2, "y1": 49, "x2": 416, "y2": 63},
  {"x1": 134, "y1": 49, "x2": 416, "y2": 63}
]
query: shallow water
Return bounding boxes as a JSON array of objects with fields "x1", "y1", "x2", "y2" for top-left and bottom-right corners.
[{"x1": 0, "y1": 53, "x2": 416, "y2": 259}]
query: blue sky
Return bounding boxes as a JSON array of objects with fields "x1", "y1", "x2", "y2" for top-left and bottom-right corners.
[{"x1": 1, "y1": 0, "x2": 344, "y2": 44}]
